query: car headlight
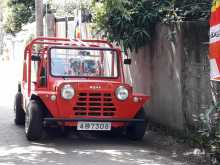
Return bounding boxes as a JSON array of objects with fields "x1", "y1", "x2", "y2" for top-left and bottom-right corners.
[
  {"x1": 61, "y1": 84, "x2": 75, "y2": 100},
  {"x1": 115, "y1": 86, "x2": 129, "y2": 101}
]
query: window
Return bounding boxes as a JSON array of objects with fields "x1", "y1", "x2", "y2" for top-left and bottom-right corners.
[
  {"x1": 50, "y1": 48, "x2": 119, "y2": 78},
  {"x1": 31, "y1": 61, "x2": 38, "y2": 82}
]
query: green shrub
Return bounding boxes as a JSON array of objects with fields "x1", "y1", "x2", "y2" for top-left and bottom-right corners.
[
  {"x1": 91, "y1": 0, "x2": 211, "y2": 51},
  {"x1": 192, "y1": 104, "x2": 220, "y2": 164}
]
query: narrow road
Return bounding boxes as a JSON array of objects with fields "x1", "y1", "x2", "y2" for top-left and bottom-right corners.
[{"x1": 0, "y1": 61, "x2": 203, "y2": 165}]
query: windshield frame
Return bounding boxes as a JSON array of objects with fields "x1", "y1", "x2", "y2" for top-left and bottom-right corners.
[{"x1": 48, "y1": 46, "x2": 121, "y2": 79}]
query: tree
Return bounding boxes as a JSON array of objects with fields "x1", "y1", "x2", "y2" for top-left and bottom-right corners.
[
  {"x1": 4, "y1": 0, "x2": 35, "y2": 35},
  {"x1": 3, "y1": 0, "x2": 93, "y2": 35},
  {"x1": 91, "y1": 0, "x2": 211, "y2": 51}
]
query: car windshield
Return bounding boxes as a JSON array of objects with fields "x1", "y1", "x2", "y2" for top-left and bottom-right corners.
[{"x1": 50, "y1": 47, "x2": 119, "y2": 78}]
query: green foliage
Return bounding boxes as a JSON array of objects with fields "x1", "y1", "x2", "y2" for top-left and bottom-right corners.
[
  {"x1": 192, "y1": 105, "x2": 220, "y2": 164},
  {"x1": 92, "y1": 0, "x2": 159, "y2": 51},
  {"x1": 92, "y1": 0, "x2": 211, "y2": 51},
  {"x1": 4, "y1": 0, "x2": 35, "y2": 35},
  {"x1": 175, "y1": 0, "x2": 211, "y2": 21}
]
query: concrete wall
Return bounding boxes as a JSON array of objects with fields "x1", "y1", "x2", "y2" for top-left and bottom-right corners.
[
  {"x1": 125, "y1": 22, "x2": 212, "y2": 131},
  {"x1": 181, "y1": 22, "x2": 212, "y2": 127}
]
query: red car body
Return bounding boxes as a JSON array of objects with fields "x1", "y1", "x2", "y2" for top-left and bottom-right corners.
[{"x1": 15, "y1": 37, "x2": 150, "y2": 140}]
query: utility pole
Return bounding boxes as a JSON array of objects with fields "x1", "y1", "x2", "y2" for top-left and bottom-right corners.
[{"x1": 35, "y1": 0, "x2": 44, "y2": 37}]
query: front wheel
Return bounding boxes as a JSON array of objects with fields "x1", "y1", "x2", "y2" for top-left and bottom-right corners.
[
  {"x1": 126, "y1": 108, "x2": 147, "y2": 141},
  {"x1": 25, "y1": 100, "x2": 43, "y2": 141}
]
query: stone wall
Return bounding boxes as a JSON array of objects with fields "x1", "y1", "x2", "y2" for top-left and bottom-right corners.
[{"x1": 125, "y1": 22, "x2": 212, "y2": 131}]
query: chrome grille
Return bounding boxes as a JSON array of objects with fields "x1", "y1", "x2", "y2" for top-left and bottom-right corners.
[{"x1": 73, "y1": 92, "x2": 116, "y2": 117}]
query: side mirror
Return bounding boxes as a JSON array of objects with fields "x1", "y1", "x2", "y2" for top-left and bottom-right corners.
[
  {"x1": 124, "y1": 59, "x2": 131, "y2": 65},
  {"x1": 31, "y1": 55, "x2": 41, "y2": 61}
]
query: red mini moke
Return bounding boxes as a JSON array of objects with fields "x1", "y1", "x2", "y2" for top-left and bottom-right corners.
[{"x1": 14, "y1": 37, "x2": 150, "y2": 141}]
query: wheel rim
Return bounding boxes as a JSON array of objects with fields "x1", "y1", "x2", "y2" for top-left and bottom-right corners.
[{"x1": 25, "y1": 108, "x2": 30, "y2": 134}]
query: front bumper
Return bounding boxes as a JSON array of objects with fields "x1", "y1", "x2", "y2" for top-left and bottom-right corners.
[
  {"x1": 44, "y1": 117, "x2": 145, "y2": 125},
  {"x1": 43, "y1": 118, "x2": 145, "y2": 128}
]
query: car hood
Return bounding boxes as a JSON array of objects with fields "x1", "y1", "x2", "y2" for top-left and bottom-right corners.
[{"x1": 54, "y1": 79, "x2": 124, "y2": 92}]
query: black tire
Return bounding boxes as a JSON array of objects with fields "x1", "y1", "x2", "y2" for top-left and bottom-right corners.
[
  {"x1": 14, "y1": 92, "x2": 25, "y2": 125},
  {"x1": 25, "y1": 100, "x2": 43, "y2": 141},
  {"x1": 126, "y1": 108, "x2": 147, "y2": 141}
]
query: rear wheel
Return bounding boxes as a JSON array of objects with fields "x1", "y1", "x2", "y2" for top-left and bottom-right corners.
[
  {"x1": 14, "y1": 92, "x2": 25, "y2": 125},
  {"x1": 25, "y1": 100, "x2": 43, "y2": 141},
  {"x1": 126, "y1": 108, "x2": 147, "y2": 141}
]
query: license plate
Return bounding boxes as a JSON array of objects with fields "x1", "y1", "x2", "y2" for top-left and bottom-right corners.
[{"x1": 77, "y1": 122, "x2": 111, "y2": 131}]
